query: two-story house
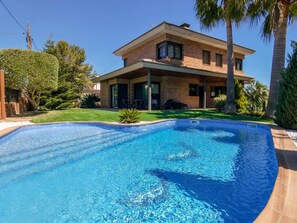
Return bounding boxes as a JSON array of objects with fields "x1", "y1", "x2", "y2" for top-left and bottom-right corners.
[{"x1": 93, "y1": 22, "x2": 255, "y2": 110}]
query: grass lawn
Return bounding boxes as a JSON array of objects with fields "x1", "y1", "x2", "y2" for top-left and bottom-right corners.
[{"x1": 31, "y1": 108, "x2": 273, "y2": 124}]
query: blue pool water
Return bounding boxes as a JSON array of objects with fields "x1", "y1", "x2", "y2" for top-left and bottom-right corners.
[{"x1": 0, "y1": 120, "x2": 277, "y2": 222}]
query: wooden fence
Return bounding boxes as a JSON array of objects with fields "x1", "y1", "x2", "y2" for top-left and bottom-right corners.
[{"x1": 0, "y1": 70, "x2": 6, "y2": 119}]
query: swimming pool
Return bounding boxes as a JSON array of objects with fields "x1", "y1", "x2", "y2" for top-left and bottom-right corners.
[{"x1": 0, "y1": 120, "x2": 277, "y2": 222}]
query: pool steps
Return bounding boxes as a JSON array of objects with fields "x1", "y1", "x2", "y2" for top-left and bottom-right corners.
[
  {"x1": 0, "y1": 131, "x2": 120, "y2": 165},
  {"x1": 0, "y1": 130, "x2": 140, "y2": 184},
  {"x1": 247, "y1": 123, "x2": 258, "y2": 128}
]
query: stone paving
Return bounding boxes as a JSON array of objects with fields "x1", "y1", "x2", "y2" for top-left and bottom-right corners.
[
  {"x1": 287, "y1": 130, "x2": 297, "y2": 147},
  {"x1": 255, "y1": 127, "x2": 297, "y2": 223},
  {"x1": 0, "y1": 121, "x2": 33, "y2": 131}
]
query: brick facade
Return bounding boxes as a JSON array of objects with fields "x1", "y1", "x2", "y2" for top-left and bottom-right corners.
[
  {"x1": 122, "y1": 34, "x2": 245, "y2": 76},
  {"x1": 160, "y1": 76, "x2": 200, "y2": 108},
  {"x1": 100, "y1": 74, "x2": 226, "y2": 109},
  {"x1": 99, "y1": 24, "x2": 252, "y2": 110}
]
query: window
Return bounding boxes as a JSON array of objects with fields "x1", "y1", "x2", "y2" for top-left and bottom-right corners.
[
  {"x1": 202, "y1": 50, "x2": 211, "y2": 65},
  {"x1": 174, "y1": 45, "x2": 181, "y2": 59},
  {"x1": 189, "y1": 84, "x2": 199, "y2": 96},
  {"x1": 123, "y1": 58, "x2": 127, "y2": 67},
  {"x1": 216, "y1": 53, "x2": 223, "y2": 67},
  {"x1": 158, "y1": 42, "x2": 167, "y2": 59},
  {"x1": 235, "y1": 58, "x2": 243, "y2": 70},
  {"x1": 210, "y1": 86, "x2": 227, "y2": 98},
  {"x1": 157, "y1": 42, "x2": 182, "y2": 60},
  {"x1": 168, "y1": 44, "x2": 174, "y2": 58}
]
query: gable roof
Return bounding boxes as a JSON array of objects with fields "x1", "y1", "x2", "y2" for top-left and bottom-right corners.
[{"x1": 113, "y1": 22, "x2": 255, "y2": 57}]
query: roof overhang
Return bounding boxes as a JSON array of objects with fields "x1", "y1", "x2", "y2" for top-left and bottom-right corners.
[
  {"x1": 92, "y1": 60, "x2": 254, "y2": 83},
  {"x1": 113, "y1": 22, "x2": 255, "y2": 57}
]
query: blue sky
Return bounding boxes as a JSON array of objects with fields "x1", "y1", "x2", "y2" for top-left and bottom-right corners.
[{"x1": 0, "y1": 0, "x2": 296, "y2": 86}]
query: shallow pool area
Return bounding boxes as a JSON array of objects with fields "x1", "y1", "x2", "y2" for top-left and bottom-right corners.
[{"x1": 0, "y1": 120, "x2": 278, "y2": 222}]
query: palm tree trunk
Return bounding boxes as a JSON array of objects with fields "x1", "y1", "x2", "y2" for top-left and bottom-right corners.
[
  {"x1": 265, "y1": 2, "x2": 289, "y2": 118},
  {"x1": 224, "y1": 17, "x2": 237, "y2": 114}
]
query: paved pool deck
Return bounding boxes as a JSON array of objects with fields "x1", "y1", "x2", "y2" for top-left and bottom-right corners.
[
  {"x1": 255, "y1": 126, "x2": 297, "y2": 223},
  {"x1": 0, "y1": 121, "x2": 296, "y2": 222},
  {"x1": 0, "y1": 121, "x2": 34, "y2": 137},
  {"x1": 0, "y1": 121, "x2": 33, "y2": 131}
]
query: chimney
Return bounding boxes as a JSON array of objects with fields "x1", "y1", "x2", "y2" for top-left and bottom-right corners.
[{"x1": 180, "y1": 23, "x2": 190, "y2": 29}]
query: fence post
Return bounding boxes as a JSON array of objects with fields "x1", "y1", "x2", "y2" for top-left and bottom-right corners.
[{"x1": 0, "y1": 70, "x2": 6, "y2": 120}]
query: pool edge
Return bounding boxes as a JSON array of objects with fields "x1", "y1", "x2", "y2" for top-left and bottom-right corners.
[
  {"x1": 255, "y1": 126, "x2": 297, "y2": 223},
  {"x1": 0, "y1": 125, "x2": 28, "y2": 137},
  {"x1": 0, "y1": 120, "x2": 170, "y2": 138},
  {"x1": 1, "y1": 120, "x2": 296, "y2": 222}
]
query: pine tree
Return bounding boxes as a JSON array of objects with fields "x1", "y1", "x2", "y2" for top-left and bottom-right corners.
[
  {"x1": 42, "y1": 40, "x2": 93, "y2": 109},
  {"x1": 275, "y1": 41, "x2": 297, "y2": 129}
]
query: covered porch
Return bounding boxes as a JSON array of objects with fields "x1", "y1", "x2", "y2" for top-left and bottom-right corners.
[{"x1": 94, "y1": 60, "x2": 253, "y2": 111}]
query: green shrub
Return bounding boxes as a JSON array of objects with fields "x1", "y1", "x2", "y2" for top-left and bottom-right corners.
[
  {"x1": 214, "y1": 94, "x2": 226, "y2": 112},
  {"x1": 38, "y1": 106, "x2": 51, "y2": 111},
  {"x1": 56, "y1": 102, "x2": 75, "y2": 110},
  {"x1": 244, "y1": 80, "x2": 268, "y2": 116},
  {"x1": 41, "y1": 40, "x2": 93, "y2": 111},
  {"x1": 247, "y1": 110, "x2": 265, "y2": 117},
  {"x1": 119, "y1": 109, "x2": 140, "y2": 123},
  {"x1": 0, "y1": 49, "x2": 59, "y2": 111},
  {"x1": 234, "y1": 80, "x2": 248, "y2": 113},
  {"x1": 80, "y1": 94, "x2": 100, "y2": 108},
  {"x1": 275, "y1": 41, "x2": 297, "y2": 129},
  {"x1": 44, "y1": 98, "x2": 63, "y2": 110}
]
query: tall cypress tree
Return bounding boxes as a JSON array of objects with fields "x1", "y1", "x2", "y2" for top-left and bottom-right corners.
[{"x1": 275, "y1": 41, "x2": 297, "y2": 129}]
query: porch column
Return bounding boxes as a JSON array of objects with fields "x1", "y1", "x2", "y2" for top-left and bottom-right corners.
[
  {"x1": 0, "y1": 70, "x2": 6, "y2": 120},
  {"x1": 203, "y1": 77, "x2": 207, "y2": 109},
  {"x1": 147, "y1": 69, "x2": 152, "y2": 111}
]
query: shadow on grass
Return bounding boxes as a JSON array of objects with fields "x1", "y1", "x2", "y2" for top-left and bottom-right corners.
[
  {"x1": 7, "y1": 111, "x2": 49, "y2": 119},
  {"x1": 144, "y1": 109, "x2": 271, "y2": 123}
]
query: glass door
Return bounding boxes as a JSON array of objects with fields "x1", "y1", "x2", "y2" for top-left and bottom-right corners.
[
  {"x1": 111, "y1": 85, "x2": 118, "y2": 108},
  {"x1": 134, "y1": 82, "x2": 160, "y2": 109},
  {"x1": 151, "y1": 83, "x2": 160, "y2": 109}
]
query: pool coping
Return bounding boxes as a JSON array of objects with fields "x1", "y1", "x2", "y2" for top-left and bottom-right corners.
[
  {"x1": 0, "y1": 120, "x2": 296, "y2": 222},
  {"x1": 254, "y1": 126, "x2": 297, "y2": 223}
]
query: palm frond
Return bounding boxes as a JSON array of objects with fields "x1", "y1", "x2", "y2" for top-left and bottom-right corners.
[
  {"x1": 289, "y1": 1, "x2": 297, "y2": 24},
  {"x1": 259, "y1": 1, "x2": 282, "y2": 42},
  {"x1": 261, "y1": 14, "x2": 274, "y2": 42},
  {"x1": 227, "y1": 0, "x2": 248, "y2": 26},
  {"x1": 194, "y1": 0, "x2": 224, "y2": 30},
  {"x1": 247, "y1": 0, "x2": 269, "y2": 27}
]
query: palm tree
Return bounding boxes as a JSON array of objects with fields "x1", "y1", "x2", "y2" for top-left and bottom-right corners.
[
  {"x1": 247, "y1": 0, "x2": 297, "y2": 118},
  {"x1": 195, "y1": 0, "x2": 247, "y2": 114}
]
